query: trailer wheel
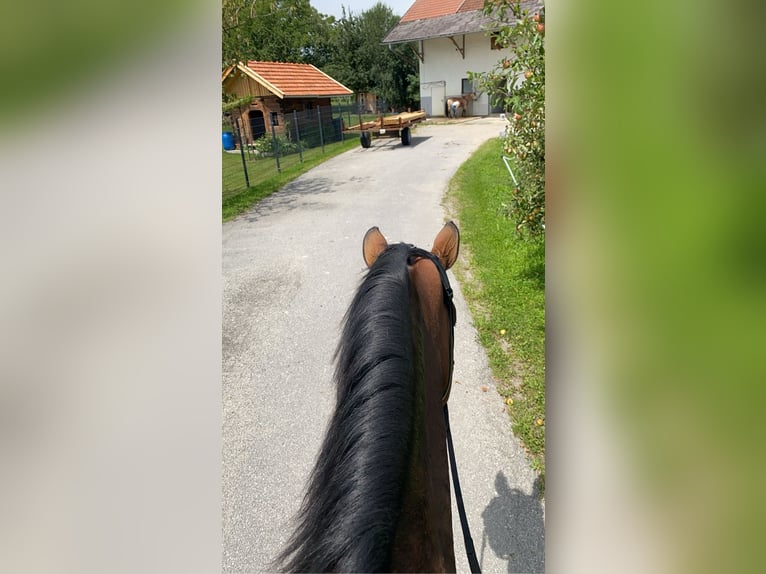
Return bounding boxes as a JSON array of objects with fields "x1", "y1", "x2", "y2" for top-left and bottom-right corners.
[
  {"x1": 360, "y1": 131, "x2": 371, "y2": 148},
  {"x1": 401, "y1": 127, "x2": 412, "y2": 146}
]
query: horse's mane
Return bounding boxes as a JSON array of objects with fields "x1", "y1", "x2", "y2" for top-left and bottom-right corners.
[{"x1": 277, "y1": 243, "x2": 420, "y2": 573}]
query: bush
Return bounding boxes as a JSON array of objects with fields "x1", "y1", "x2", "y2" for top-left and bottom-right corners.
[
  {"x1": 470, "y1": 1, "x2": 545, "y2": 236},
  {"x1": 250, "y1": 134, "x2": 301, "y2": 156}
]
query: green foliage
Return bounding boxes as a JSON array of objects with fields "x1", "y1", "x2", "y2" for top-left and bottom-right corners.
[
  {"x1": 406, "y1": 73, "x2": 421, "y2": 106},
  {"x1": 324, "y1": 4, "x2": 419, "y2": 110},
  {"x1": 249, "y1": 134, "x2": 301, "y2": 156},
  {"x1": 222, "y1": 1, "x2": 419, "y2": 111},
  {"x1": 470, "y1": 1, "x2": 545, "y2": 236},
  {"x1": 222, "y1": 0, "x2": 332, "y2": 66},
  {"x1": 249, "y1": 136, "x2": 273, "y2": 155},
  {"x1": 222, "y1": 95, "x2": 253, "y2": 113}
]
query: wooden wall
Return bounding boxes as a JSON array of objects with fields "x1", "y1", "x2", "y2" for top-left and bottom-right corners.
[
  {"x1": 230, "y1": 97, "x2": 334, "y2": 142},
  {"x1": 223, "y1": 70, "x2": 272, "y2": 99}
]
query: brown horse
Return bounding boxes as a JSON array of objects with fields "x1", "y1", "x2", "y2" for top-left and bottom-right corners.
[
  {"x1": 446, "y1": 92, "x2": 477, "y2": 118},
  {"x1": 277, "y1": 222, "x2": 461, "y2": 573}
]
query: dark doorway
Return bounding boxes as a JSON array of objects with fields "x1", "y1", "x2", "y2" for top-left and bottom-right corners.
[{"x1": 249, "y1": 110, "x2": 266, "y2": 139}]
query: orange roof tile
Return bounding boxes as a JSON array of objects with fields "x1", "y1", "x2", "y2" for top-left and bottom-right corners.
[
  {"x1": 457, "y1": 0, "x2": 485, "y2": 12},
  {"x1": 401, "y1": 0, "x2": 465, "y2": 22},
  {"x1": 244, "y1": 61, "x2": 352, "y2": 98}
]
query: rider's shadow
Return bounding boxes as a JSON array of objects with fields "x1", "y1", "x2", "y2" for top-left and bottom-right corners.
[{"x1": 480, "y1": 471, "x2": 545, "y2": 573}]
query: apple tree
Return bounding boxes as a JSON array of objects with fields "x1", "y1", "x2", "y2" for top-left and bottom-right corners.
[{"x1": 470, "y1": 1, "x2": 545, "y2": 236}]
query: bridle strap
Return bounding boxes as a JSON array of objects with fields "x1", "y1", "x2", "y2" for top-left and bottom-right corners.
[
  {"x1": 408, "y1": 247, "x2": 481, "y2": 573},
  {"x1": 407, "y1": 247, "x2": 456, "y2": 403}
]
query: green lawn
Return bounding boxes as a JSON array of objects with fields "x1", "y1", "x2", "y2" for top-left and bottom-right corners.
[
  {"x1": 223, "y1": 137, "x2": 359, "y2": 221},
  {"x1": 446, "y1": 138, "x2": 546, "y2": 492}
]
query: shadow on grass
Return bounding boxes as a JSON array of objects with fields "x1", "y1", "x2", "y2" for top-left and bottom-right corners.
[{"x1": 517, "y1": 238, "x2": 545, "y2": 291}]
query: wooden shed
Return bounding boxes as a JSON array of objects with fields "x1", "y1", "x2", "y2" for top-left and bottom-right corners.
[{"x1": 222, "y1": 61, "x2": 353, "y2": 141}]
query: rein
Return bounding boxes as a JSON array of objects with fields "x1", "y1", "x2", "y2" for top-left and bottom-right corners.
[{"x1": 408, "y1": 247, "x2": 481, "y2": 574}]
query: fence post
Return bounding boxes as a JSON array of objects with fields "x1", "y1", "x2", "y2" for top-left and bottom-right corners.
[
  {"x1": 234, "y1": 118, "x2": 250, "y2": 189},
  {"x1": 317, "y1": 107, "x2": 325, "y2": 153},
  {"x1": 271, "y1": 122, "x2": 281, "y2": 174},
  {"x1": 292, "y1": 110, "x2": 304, "y2": 162}
]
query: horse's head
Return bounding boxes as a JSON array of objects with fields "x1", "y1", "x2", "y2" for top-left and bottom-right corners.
[
  {"x1": 363, "y1": 222, "x2": 460, "y2": 404},
  {"x1": 279, "y1": 223, "x2": 461, "y2": 573}
]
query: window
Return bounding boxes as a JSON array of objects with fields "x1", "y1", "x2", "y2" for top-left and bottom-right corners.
[
  {"x1": 462, "y1": 78, "x2": 475, "y2": 94},
  {"x1": 490, "y1": 33, "x2": 504, "y2": 50},
  {"x1": 270, "y1": 112, "x2": 278, "y2": 126}
]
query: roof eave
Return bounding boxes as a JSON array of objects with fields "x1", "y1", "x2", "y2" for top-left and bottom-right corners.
[
  {"x1": 282, "y1": 92, "x2": 354, "y2": 99},
  {"x1": 222, "y1": 64, "x2": 236, "y2": 82},
  {"x1": 383, "y1": 26, "x2": 496, "y2": 45}
]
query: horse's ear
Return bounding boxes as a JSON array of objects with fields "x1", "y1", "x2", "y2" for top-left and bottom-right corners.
[
  {"x1": 431, "y1": 221, "x2": 460, "y2": 270},
  {"x1": 362, "y1": 226, "x2": 388, "y2": 268}
]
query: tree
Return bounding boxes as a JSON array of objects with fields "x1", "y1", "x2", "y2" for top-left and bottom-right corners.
[
  {"x1": 323, "y1": 4, "x2": 419, "y2": 111},
  {"x1": 221, "y1": 1, "x2": 419, "y2": 111},
  {"x1": 222, "y1": 0, "x2": 331, "y2": 66},
  {"x1": 470, "y1": 1, "x2": 545, "y2": 236},
  {"x1": 356, "y1": 3, "x2": 419, "y2": 110}
]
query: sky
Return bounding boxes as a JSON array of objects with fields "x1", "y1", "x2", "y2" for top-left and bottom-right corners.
[{"x1": 309, "y1": 0, "x2": 414, "y2": 19}]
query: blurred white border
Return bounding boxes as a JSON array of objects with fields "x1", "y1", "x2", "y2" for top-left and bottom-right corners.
[{"x1": 0, "y1": 8, "x2": 222, "y2": 573}]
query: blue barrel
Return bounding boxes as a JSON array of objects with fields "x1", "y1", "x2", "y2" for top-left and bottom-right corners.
[{"x1": 222, "y1": 131, "x2": 235, "y2": 150}]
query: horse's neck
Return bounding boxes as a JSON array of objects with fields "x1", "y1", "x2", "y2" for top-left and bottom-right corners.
[{"x1": 391, "y1": 318, "x2": 455, "y2": 572}]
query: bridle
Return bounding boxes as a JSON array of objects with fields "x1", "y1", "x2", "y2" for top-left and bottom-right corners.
[
  {"x1": 408, "y1": 247, "x2": 481, "y2": 574},
  {"x1": 407, "y1": 247, "x2": 456, "y2": 403}
]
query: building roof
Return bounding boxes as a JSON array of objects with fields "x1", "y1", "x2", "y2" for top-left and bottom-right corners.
[
  {"x1": 384, "y1": 10, "x2": 493, "y2": 43},
  {"x1": 401, "y1": 0, "x2": 483, "y2": 22},
  {"x1": 222, "y1": 61, "x2": 353, "y2": 99},
  {"x1": 384, "y1": 0, "x2": 541, "y2": 44}
]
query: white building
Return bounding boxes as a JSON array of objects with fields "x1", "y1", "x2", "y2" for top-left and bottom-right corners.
[{"x1": 383, "y1": 0, "x2": 541, "y2": 117}]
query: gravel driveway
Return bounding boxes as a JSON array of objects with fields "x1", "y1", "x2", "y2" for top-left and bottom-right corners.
[{"x1": 223, "y1": 117, "x2": 544, "y2": 573}]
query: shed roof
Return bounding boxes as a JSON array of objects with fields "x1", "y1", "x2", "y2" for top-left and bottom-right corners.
[{"x1": 222, "y1": 61, "x2": 353, "y2": 99}]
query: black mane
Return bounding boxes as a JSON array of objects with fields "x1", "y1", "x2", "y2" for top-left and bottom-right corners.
[{"x1": 277, "y1": 243, "x2": 420, "y2": 572}]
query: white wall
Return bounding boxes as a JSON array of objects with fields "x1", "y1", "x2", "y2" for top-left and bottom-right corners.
[{"x1": 419, "y1": 32, "x2": 510, "y2": 116}]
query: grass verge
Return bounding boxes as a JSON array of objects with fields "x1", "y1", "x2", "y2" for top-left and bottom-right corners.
[
  {"x1": 446, "y1": 138, "x2": 546, "y2": 492},
  {"x1": 223, "y1": 137, "x2": 359, "y2": 221}
]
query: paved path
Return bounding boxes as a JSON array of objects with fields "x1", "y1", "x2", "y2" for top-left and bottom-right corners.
[{"x1": 223, "y1": 117, "x2": 545, "y2": 573}]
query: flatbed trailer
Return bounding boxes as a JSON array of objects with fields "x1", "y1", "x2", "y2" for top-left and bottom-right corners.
[{"x1": 344, "y1": 110, "x2": 427, "y2": 148}]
